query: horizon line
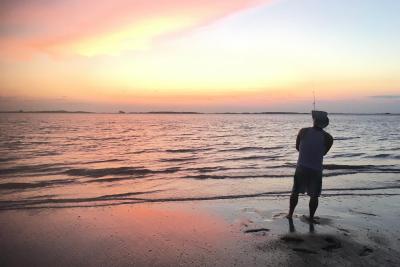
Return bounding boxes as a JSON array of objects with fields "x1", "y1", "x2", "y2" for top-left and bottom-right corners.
[{"x1": 0, "y1": 110, "x2": 398, "y2": 115}]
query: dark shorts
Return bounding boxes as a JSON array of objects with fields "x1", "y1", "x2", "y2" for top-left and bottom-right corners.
[{"x1": 292, "y1": 165, "x2": 322, "y2": 197}]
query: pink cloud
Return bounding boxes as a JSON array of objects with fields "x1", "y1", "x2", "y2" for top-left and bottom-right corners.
[{"x1": 0, "y1": 0, "x2": 267, "y2": 58}]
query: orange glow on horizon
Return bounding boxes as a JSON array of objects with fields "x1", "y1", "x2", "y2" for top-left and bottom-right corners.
[{"x1": 0, "y1": 0, "x2": 399, "y2": 112}]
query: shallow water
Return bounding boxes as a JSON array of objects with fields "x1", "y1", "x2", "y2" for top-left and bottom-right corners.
[{"x1": 0, "y1": 113, "x2": 399, "y2": 209}]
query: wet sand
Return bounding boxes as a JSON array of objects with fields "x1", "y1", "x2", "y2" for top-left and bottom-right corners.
[{"x1": 1, "y1": 195, "x2": 400, "y2": 266}]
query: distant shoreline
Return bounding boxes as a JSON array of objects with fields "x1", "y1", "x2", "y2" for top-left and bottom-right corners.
[{"x1": 0, "y1": 110, "x2": 398, "y2": 115}]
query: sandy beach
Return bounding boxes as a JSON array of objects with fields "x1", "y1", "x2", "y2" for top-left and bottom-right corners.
[{"x1": 1, "y1": 192, "x2": 399, "y2": 267}]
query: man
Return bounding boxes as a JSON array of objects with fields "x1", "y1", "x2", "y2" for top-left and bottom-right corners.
[{"x1": 287, "y1": 110, "x2": 333, "y2": 223}]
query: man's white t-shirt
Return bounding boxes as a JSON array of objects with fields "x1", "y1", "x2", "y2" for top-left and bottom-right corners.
[{"x1": 297, "y1": 127, "x2": 333, "y2": 171}]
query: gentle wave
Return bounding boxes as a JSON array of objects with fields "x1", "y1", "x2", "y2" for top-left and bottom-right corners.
[
  {"x1": 84, "y1": 159, "x2": 124, "y2": 164},
  {"x1": 0, "y1": 190, "x2": 162, "y2": 210},
  {"x1": 165, "y1": 148, "x2": 212, "y2": 153},
  {"x1": 1, "y1": 184, "x2": 399, "y2": 210},
  {"x1": 129, "y1": 149, "x2": 160, "y2": 154},
  {"x1": 3, "y1": 162, "x2": 398, "y2": 182},
  {"x1": 221, "y1": 155, "x2": 281, "y2": 161},
  {"x1": 184, "y1": 166, "x2": 230, "y2": 173},
  {"x1": 0, "y1": 160, "x2": 125, "y2": 175},
  {"x1": 0, "y1": 157, "x2": 20, "y2": 163},
  {"x1": 279, "y1": 163, "x2": 400, "y2": 175},
  {"x1": 365, "y1": 154, "x2": 400, "y2": 159},
  {"x1": 219, "y1": 146, "x2": 285, "y2": 152},
  {"x1": 0, "y1": 179, "x2": 76, "y2": 190},
  {"x1": 323, "y1": 164, "x2": 400, "y2": 172},
  {"x1": 65, "y1": 166, "x2": 180, "y2": 178},
  {"x1": 159, "y1": 157, "x2": 199, "y2": 162},
  {"x1": 0, "y1": 164, "x2": 66, "y2": 175},
  {"x1": 280, "y1": 163, "x2": 399, "y2": 172},
  {"x1": 330, "y1": 153, "x2": 365, "y2": 158},
  {"x1": 185, "y1": 174, "x2": 290, "y2": 180},
  {"x1": 334, "y1": 137, "x2": 361, "y2": 141}
]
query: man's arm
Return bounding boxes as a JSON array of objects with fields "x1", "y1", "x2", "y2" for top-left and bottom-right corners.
[
  {"x1": 324, "y1": 132, "x2": 333, "y2": 155},
  {"x1": 296, "y1": 128, "x2": 306, "y2": 151}
]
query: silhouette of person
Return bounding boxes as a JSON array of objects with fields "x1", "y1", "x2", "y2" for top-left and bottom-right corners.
[{"x1": 287, "y1": 111, "x2": 333, "y2": 223}]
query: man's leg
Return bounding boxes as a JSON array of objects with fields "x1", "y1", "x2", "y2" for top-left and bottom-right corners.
[
  {"x1": 309, "y1": 196, "x2": 319, "y2": 219},
  {"x1": 287, "y1": 193, "x2": 298, "y2": 218}
]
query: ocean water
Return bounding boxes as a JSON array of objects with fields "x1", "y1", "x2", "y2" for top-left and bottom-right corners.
[{"x1": 0, "y1": 113, "x2": 399, "y2": 210}]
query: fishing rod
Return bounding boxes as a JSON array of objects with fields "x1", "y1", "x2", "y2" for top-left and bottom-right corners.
[{"x1": 313, "y1": 90, "x2": 316, "y2": 111}]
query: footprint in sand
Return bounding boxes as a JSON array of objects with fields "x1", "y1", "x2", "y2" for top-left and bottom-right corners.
[
  {"x1": 337, "y1": 228, "x2": 350, "y2": 236},
  {"x1": 359, "y1": 246, "x2": 374, "y2": 256},
  {"x1": 337, "y1": 228, "x2": 350, "y2": 233},
  {"x1": 272, "y1": 212, "x2": 287, "y2": 219},
  {"x1": 280, "y1": 236, "x2": 304, "y2": 243},
  {"x1": 322, "y1": 237, "x2": 342, "y2": 251},
  {"x1": 237, "y1": 218, "x2": 253, "y2": 228},
  {"x1": 292, "y1": 247, "x2": 318, "y2": 254}
]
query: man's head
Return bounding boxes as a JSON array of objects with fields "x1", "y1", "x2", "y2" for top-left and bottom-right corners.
[{"x1": 312, "y1": 110, "x2": 329, "y2": 129}]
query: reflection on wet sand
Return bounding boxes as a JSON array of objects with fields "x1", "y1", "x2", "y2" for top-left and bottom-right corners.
[
  {"x1": 1, "y1": 195, "x2": 400, "y2": 266},
  {"x1": 0, "y1": 204, "x2": 240, "y2": 266}
]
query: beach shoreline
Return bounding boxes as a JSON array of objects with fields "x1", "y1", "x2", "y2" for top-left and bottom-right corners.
[{"x1": 1, "y1": 194, "x2": 399, "y2": 267}]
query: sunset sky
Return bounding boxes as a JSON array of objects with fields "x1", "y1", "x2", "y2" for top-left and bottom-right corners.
[{"x1": 0, "y1": 0, "x2": 399, "y2": 113}]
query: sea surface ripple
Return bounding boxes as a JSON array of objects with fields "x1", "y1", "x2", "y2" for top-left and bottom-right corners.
[{"x1": 0, "y1": 113, "x2": 399, "y2": 210}]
